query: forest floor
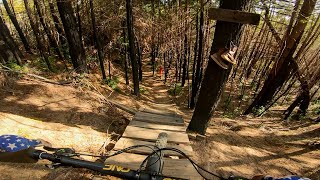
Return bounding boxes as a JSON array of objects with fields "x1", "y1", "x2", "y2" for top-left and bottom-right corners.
[{"x1": 0, "y1": 63, "x2": 319, "y2": 180}]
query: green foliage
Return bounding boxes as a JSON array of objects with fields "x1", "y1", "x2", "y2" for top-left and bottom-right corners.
[
  {"x1": 6, "y1": 60, "x2": 29, "y2": 73},
  {"x1": 6, "y1": 61, "x2": 22, "y2": 71},
  {"x1": 252, "y1": 106, "x2": 265, "y2": 116},
  {"x1": 87, "y1": 55, "x2": 97, "y2": 63},
  {"x1": 104, "y1": 76, "x2": 120, "y2": 92},
  {"x1": 313, "y1": 107, "x2": 320, "y2": 115},
  {"x1": 168, "y1": 84, "x2": 182, "y2": 96},
  {"x1": 34, "y1": 56, "x2": 57, "y2": 72},
  {"x1": 289, "y1": 114, "x2": 310, "y2": 121},
  {"x1": 139, "y1": 86, "x2": 147, "y2": 94},
  {"x1": 312, "y1": 99, "x2": 320, "y2": 105},
  {"x1": 222, "y1": 107, "x2": 241, "y2": 119}
]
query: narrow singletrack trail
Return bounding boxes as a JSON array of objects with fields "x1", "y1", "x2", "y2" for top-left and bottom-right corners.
[{"x1": 138, "y1": 63, "x2": 179, "y2": 114}]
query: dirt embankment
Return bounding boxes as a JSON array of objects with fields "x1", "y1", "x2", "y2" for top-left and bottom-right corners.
[{"x1": 0, "y1": 72, "x2": 128, "y2": 179}]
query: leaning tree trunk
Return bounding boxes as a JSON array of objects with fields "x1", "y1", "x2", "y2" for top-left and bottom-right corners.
[
  {"x1": 187, "y1": 0, "x2": 249, "y2": 135},
  {"x1": 126, "y1": 0, "x2": 140, "y2": 96},
  {"x1": 283, "y1": 63, "x2": 320, "y2": 119},
  {"x1": 3, "y1": 0, "x2": 32, "y2": 53},
  {"x1": 48, "y1": 0, "x2": 67, "y2": 48},
  {"x1": 56, "y1": 0, "x2": 87, "y2": 73},
  {"x1": 24, "y1": 0, "x2": 53, "y2": 71},
  {"x1": 34, "y1": 0, "x2": 64, "y2": 60},
  {"x1": 0, "y1": 16, "x2": 22, "y2": 65},
  {"x1": 244, "y1": 0, "x2": 317, "y2": 115},
  {"x1": 283, "y1": 80, "x2": 310, "y2": 119},
  {"x1": 89, "y1": 0, "x2": 106, "y2": 80},
  {"x1": 0, "y1": 35, "x2": 16, "y2": 63},
  {"x1": 191, "y1": 0, "x2": 205, "y2": 108}
]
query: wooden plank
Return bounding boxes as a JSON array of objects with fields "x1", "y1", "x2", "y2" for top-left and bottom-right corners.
[
  {"x1": 105, "y1": 153, "x2": 202, "y2": 180},
  {"x1": 129, "y1": 121, "x2": 186, "y2": 132},
  {"x1": 139, "y1": 107, "x2": 180, "y2": 117},
  {"x1": 114, "y1": 138, "x2": 193, "y2": 157},
  {"x1": 136, "y1": 112, "x2": 184, "y2": 122},
  {"x1": 135, "y1": 112, "x2": 184, "y2": 125},
  {"x1": 108, "y1": 100, "x2": 137, "y2": 115},
  {"x1": 122, "y1": 126, "x2": 190, "y2": 144},
  {"x1": 134, "y1": 116, "x2": 184, "y2": 126},
  {"x1": 208, "y1": 8, "x2": 260, "y2": 25}
]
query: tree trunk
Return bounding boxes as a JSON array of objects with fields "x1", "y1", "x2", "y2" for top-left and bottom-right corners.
[
  {"x1": 34, "y1": 0, "x2": 64, "y2": 60},
  {"x1": 3, "y1": 0, "x2": 31, "y2": 53},
  {"x1": 24, "y1": 0, "x2": 53, "y2": 71},
  {"x1": 151, "y1": 0, "x2": 156, "y2": 76},
  {"x1": 244, "y1": 0, "x2": 317, "y2": 115},
  {"x1": 136, "y1": 38, "x2": 143, "y2": 82},
  {"x1": 284, "y1": 80, "x2": 310, "y2": 120},
  {"x1": 190, "y1": 10, "x2": 199, "y2": 108},
  {"x1": 56, "y1": 0, "x2": 87, "y2": 73},
  {"x1": 187, "y1": 0, "x2": 249, "y2": 135},
  {"x1": 126, "y1": 0, "x2": 139, "y2": 96},
  {"x1": 164, "y1": 52, "x2": 167, "y2": 82},
  {"x1": 0, "y1": 16, "x2": 22, "y2": 65},
  {"x1": 193, "y1": 0, "x2": 205, "y2": 101},
  {"x1": 181, "y1": 34, "x2": 188, "y2": 87},
  {"x1": 122, "y1": 21, "x2": 129, "y2": 85},
  {"x1": 89, "y1": 0, "x2": 106, "y2": 80},
  {"x1": 76, "y1": 1, "x2": 85, "y2": 56},
  {"x1": 48, "y1": 0, "x2": 67, "y2": 47},
  {"x1": 0, "y1": 36, "x2": 15, "y2": 63}
]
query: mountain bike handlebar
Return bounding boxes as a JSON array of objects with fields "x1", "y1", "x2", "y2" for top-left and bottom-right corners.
[{"x1": 28, "y1": 148, "x2": 186, "y2": 180}]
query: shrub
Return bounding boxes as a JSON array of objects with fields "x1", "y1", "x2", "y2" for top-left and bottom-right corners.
[
  {"x1": 140, "y1": 86, "x2": 147, "y2": 94},
  {"x1": 252, "y1": 106, "x2": 265, "y2": 116},
  {"x1": 104, "y1": 76, "x2": 121, "y2": 92},
  {"x1": 168, "y1": 84, "x2": 182, "y2": 96},
  {"x1": 6, "y1": 60, "x2": 29, "y2": 73}
]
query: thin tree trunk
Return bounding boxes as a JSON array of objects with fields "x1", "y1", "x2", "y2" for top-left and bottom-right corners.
[
  {"x1": 34, "y1": 0, "x2": 64, "y2": 60},
  {"x1": 76, "y1": 1, "x2": 85, "y2": 52},
  {"x1": 136, "y1": 38, "x2": 143, "y2": 82},
  {"x1": 126, "y1": 0, "x2": 139, "y2": 96},
  {"x1": 24, "y1": 0, "x2": 53, "y2": 71},
  {"x1": 48, "y1": 0, "x2": 67, "y2": 48},
  {"x1": 151, "y1": 0, "x2": 156, "y2": 76},
  {"x1": 3, "y1": 0, "x2": 31, "y2": 53},
  {"x1": 0, "y1": 16, "x2": 22, "y2": 65},
  {"x1": 122, "y1": 21, "x2": 129, "y2": 85},
  {"x1": 190, "y1": 10, "x2": 199, "y2": 108},
  {"x1": 0, "y1": 34, "x2": 15, "y2": 63},
  {"x1": 89, "y1": 0, "x2": 106, "y2": 80},
  {"x1": 56, "y1": 0, "x2": 87, "y2": 73},
  {"x1": 190, "y1": 0, "x2": 205, "y2": 108},
  {"x1": 181, "y1": 34, "x2": 188, "y2": 87}
]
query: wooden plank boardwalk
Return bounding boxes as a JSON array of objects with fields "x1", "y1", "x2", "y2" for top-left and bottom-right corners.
[{"x1": 105, "y1": 107, "x2": 202, "y2": 180}]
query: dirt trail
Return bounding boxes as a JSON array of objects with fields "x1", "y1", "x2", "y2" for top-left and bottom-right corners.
[
  {"x1": 110, "y1": 63, "x2": 181, "y2": 114},
  {"x1": 1, "y1": 65, "x2": 319, "y2": 180}
]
